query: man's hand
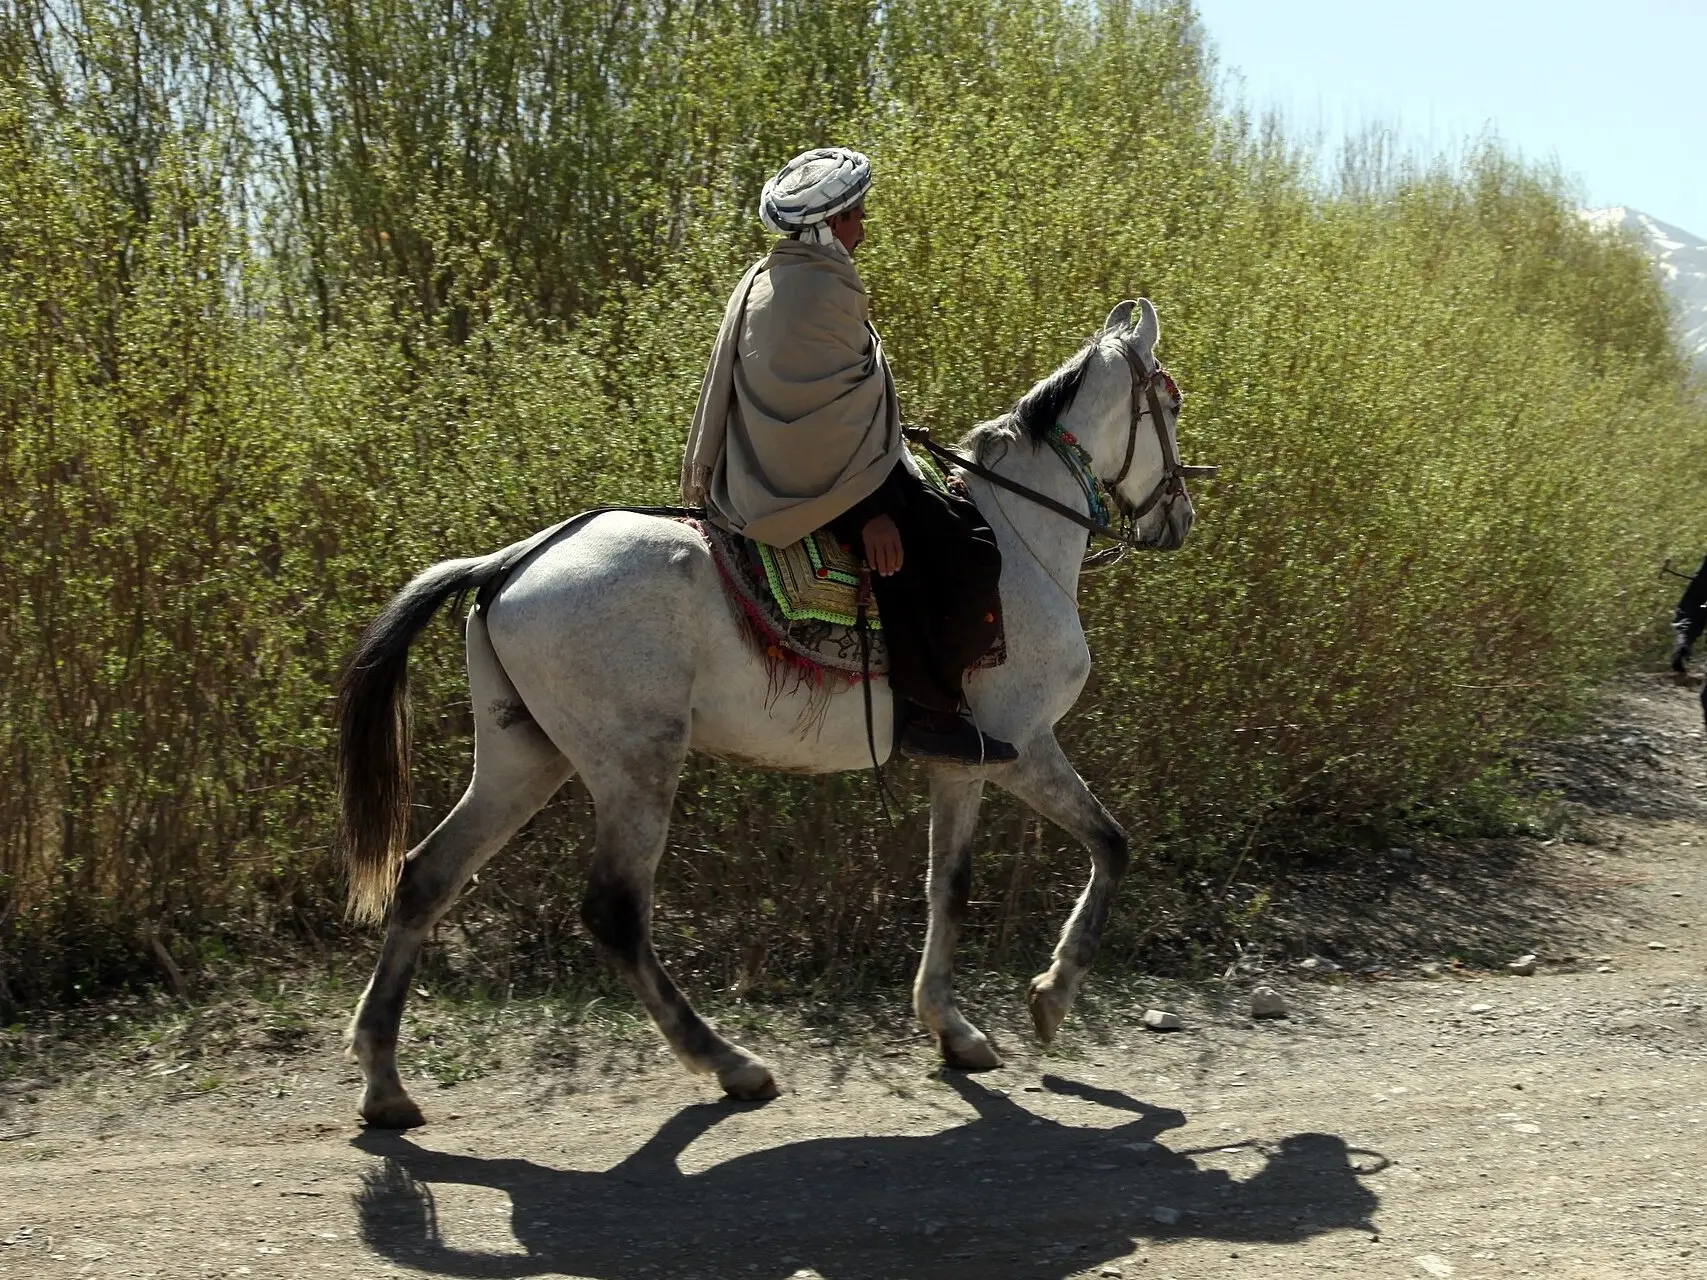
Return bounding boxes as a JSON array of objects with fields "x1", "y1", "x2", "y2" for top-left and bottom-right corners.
[{"x1": 862, "y1": 514, "x2": 904, "y2": 576}]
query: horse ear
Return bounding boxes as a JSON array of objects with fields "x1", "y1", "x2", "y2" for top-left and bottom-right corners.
[
  {"x1": 1131, "y1": 297, "x2": 1160, "y2": 355},
  {"x1": 1103, "y1": 300, "x2": 1137, "y2": 335}
]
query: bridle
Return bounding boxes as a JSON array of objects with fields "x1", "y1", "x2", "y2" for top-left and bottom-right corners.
[
  {"x1": 904, "y1": 335, "x2": 1217, "y2": 560},
  {"x1": 1105, "y1": 340, "x2": 1216, "y2": 528}
]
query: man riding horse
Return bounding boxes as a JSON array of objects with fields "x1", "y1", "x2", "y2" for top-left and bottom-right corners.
[
  {"x1": 337, "y1": 142, "x2": 1209, "y2": 1121},
  {"x1": 1671, "y1": 553, "x2": 1707, "y2": 674},
  {"x1": 681, "y1": 147, "x2": 1017, "y2": 765}
]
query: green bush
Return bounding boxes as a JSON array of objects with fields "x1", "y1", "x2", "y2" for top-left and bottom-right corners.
[{"x1": 3, "y1": 0, "x2": 1704, "y2": 1012}]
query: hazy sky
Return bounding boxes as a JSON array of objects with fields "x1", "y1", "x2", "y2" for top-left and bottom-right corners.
[{"x1": 1191, "y1": 0, "x2": 1707, "y2": 236}]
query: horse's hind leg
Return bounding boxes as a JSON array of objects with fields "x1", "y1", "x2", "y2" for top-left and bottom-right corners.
[
  {"x1": 913, "y1": 770, "x2": 1002, "y2": 1071},
  {"x1": 994, "y1": 734, "x2": 1130, "y2": 1045},
  {"x1": 349, "y1": 614, "x2": 571, "y2": 1128},
  {"x1": 576, "y1": 734, "x2": 778, "y2": 1101}
]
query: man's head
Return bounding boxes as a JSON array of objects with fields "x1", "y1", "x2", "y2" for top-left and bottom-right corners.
[
  {"x1": 828, "y1": 202, "x2": 865, "y2": 256},
  {"x1": 759, "y1": 148, "x2": 871, "y2": 255}
]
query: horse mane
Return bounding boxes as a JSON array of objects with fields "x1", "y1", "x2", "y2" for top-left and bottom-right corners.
[
  {"x1": 961, "y1": 333, "x2": 1102, "y2": 456},
  {"x1": 1010, "y1": 335, "x2": 1101, "y2": 442}
]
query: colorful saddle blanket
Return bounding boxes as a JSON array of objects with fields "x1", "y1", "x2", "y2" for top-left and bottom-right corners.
[
  {"x1": 755, "y1": 529, "x2": 881, "y2": 630},
  {"x1": 685, "y1": 449, "x2": 1002, "y2": 686},
  {"x1": 694, "y1": 519, "x2": 890, "y2": 680},
  {"x1": 688, "y1": 515, "x2": 1007, "y2": 686},
  {"x1": 745, "y1": 446, "x2": 957, "y2": 635}
]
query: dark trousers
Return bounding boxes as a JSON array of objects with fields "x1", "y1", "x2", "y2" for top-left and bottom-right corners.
[{"x1": 828, "y1": 463, "x2": 1003, "y2": 713}]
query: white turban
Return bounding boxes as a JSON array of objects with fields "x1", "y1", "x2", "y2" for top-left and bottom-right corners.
[{"x1": 758, "y1": 147, "x2": 871, "y2": 246}]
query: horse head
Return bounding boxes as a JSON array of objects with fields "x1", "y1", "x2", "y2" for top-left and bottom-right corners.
[{"x1": 1060, "y1": 297, "x2": 1207, "y2": 552}]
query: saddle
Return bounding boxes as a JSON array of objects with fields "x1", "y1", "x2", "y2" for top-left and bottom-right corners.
[
  {"x1": 687, "y1": 503, "x2": 1005, "y2": 690},
  {"x1": 755, "y1": 530, "x2": 882, "y2": 630},
  {"x1": 693, "y1": 518, "x2": 893, "y2": 681},
  {"x1": 686, "y1": 447, "x2": 1004, "y2": 690}
]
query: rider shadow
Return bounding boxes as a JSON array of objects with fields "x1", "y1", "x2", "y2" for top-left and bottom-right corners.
[{"x1": 352, "y1": 1074, "x2": 1381, "y2": 1279}]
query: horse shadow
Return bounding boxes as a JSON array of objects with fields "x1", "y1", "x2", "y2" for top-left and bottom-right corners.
[{"x1": 352, "y1": 1074, "x2": 1382, "y2": 1279}]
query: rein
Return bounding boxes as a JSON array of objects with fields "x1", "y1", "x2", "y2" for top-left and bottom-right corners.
[
  {"x1": 905, "y1": 426, "x2": 1116, "y2": 541},
  {"x1": 903, "y1": 344, "x2": 1217, "y2": 561}
]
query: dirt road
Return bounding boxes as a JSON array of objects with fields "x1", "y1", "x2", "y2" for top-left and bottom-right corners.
[{"x1": 3, "y1": 676, "x2": 1704, "y2": 1279}]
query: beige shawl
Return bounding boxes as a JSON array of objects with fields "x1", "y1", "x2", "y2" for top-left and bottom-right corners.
[{"x1": 680, "y1": 239, "x2": 904, "y2": 547}]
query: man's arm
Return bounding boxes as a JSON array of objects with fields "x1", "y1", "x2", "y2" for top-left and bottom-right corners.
[{"x1": 827, "y1": 461, "x2": 909, "y2": 575}]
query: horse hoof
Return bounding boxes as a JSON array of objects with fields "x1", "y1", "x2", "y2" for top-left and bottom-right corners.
[
  {"x1": 939, "y1": 1031, "x2": 1003, "y2": 1072},
  {"x1": 720, "y1": 1062, "x2": 780, "y2": 1102},
  {"x1": 360, "y1": 1092, "x2": 427, "y2": 1130},
  {"x1": 1028, "y1": 975, "x2": 1071, "y2": 1044}
]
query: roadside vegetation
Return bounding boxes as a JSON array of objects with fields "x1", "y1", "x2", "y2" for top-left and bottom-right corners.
[{"x1": 4, "y1": 0, "x2": 1705, "y2": 1016}]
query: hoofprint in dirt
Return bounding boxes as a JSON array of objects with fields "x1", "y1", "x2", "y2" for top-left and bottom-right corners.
[{"x1": 2, "y1": 675, "x2": 1704, "y2": 1280}]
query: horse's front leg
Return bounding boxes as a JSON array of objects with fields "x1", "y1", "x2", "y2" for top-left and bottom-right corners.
[
  {"x1": 913, "y1": 769, "x2": 1002, "y2": 1070},
  {"x1": 994, "y1": 734, "x2": 1130, "y2": 1044}
]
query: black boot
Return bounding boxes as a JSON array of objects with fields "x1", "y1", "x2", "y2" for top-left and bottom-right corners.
[{"x1": 898, "y1": 708, "x2": 1018, "y2": 764}]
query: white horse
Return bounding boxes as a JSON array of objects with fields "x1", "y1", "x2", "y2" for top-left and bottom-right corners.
[{"x1": 337, "y1": 299, "x2": 1208, "y2": 1128}]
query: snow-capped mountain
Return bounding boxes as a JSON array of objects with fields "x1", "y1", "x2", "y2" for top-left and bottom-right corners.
[{"x1": 1581, "y1": 207, "x2": 1707, "y2": 367}]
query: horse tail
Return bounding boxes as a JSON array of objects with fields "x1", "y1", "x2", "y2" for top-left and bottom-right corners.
[
  {"x1": 333, "y1": 507, "x2": 672, "y2": 921},
  {"x1": 335, "y1": 552, "x2": 509, "y2": 923}
]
